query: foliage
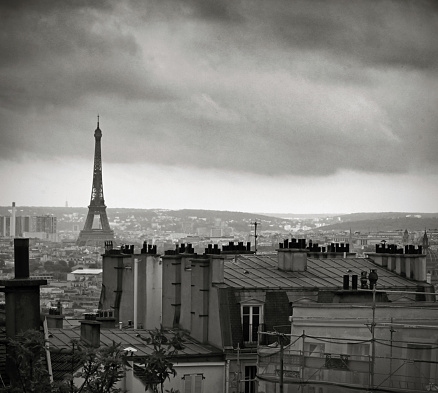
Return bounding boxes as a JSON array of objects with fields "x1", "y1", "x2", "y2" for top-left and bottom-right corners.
[
  {"x1": 2, "y1": 329, "x2": 52, "y2": 393},
  {"x1": 0, "y1": 330, "x2": 128, "y2": 393},
  {"x1": 140, "y1": 326, "x2": 185, "y2": 393},
  {"x1": 64, "y1": 340, "x2": 128, "y2": 393}
]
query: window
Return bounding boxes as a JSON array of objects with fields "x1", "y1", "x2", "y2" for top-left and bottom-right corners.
[
  {"x1": 304, "y1": 343, "x2": 325, "y2": 357},
  {"x1": 347, "y1": 343, "x2": 369, "y2": 385},
  {"x1": 242, "y1": 304, "x2": 263, "y2": 343},
  {"x1": 347, "y1": 343, "x2": 369, "y2": 360},
  {"x1": 406, "y1": 344, "x2": 432, "y2": 390},
  {"x1": 244, "y1": 365, "x2": 257, "y2": 393},
  {"x1": 183, "y1": 374, "x2": 204, "y2": 393}
]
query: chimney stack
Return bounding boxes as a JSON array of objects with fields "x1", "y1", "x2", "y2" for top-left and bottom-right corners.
[
  {"x1": 80, "y1": 313, "x2": 101, "y2": 347},
  {"x1": 277, "y1": 239, "x2": 307, "y2": 271},
  {"x1": 0, "y1": 239, "x2": 47, "y2": 337},
  {"x1": 14, "y1": 238, "x2": 30, "y2": 279}
]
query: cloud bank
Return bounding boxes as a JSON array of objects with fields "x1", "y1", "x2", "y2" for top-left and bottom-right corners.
[{"x1": 1, "y1": 0, "x2": 437, "y2": 180}]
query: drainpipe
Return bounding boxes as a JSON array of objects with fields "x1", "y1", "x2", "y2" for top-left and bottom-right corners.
[
  {"x1": 134, "y1": 258, "x2": 138, "y2": 329},
  {"x1": 225, "y1": 360, "x2": 230, "y2": 393}
]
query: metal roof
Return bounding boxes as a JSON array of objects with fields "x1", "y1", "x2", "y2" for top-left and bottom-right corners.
[
  {"x1": 48, "y1": 328, "x2": 221, "y2": 358},
  {"x1": 223, "y1": 254, "x2": 422, "y2": 290},
  {"x1": 70, "y1": 269, "x2": 102, "y2": 275}
]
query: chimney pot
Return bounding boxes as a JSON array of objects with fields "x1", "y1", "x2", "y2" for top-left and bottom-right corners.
[
  {"x1": 14, "y1": 238, "x2": 30, "y2": 279},
  {"x1": 352, "y1": 275, "x2": 358, "y2": 290}
]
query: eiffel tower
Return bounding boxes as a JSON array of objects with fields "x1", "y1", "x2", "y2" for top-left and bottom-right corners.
[{"x1": 76, "y1": 118, "x2": 115, "y2": 247}]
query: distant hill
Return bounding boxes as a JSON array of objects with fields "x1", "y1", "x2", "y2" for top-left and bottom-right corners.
[
  {"x1": 320, "y1": 216, "x2": 438, "y2": 233},
  {"x1": 0, "y1": 206, "x2": 283, "y2": 221},
  {"x1": 1, "y1": 207, "x2": 437, "y2": 233}
]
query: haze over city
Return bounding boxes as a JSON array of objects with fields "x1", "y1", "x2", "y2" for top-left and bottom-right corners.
[{"x1": 1, "y1": 1, "x2": 438, "y2": 214}]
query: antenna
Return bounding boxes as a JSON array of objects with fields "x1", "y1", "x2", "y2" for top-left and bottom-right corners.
[{"x1": 252, "y1": 221, "x2": 260, "y2": 254}]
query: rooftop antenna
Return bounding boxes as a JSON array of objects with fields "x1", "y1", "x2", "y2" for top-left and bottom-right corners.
[{"x1": 252, "y1": 221, "x2": 260, "y2": 254}]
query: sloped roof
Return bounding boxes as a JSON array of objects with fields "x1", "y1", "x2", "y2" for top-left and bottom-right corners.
[
  {"x1": 48, "y1": 328, "x2": 222, "y2": 359},
  {"x1": 50, "y1": 351, "x2": 83, "y2": 382},
  {"x1": 223, "y1": 254, "x2": 422, "y2": 290}
]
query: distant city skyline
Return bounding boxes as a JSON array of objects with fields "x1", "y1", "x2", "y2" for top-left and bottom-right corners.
[{"x1": 1, "y1": 1, "x2": 437, "y2": 214}]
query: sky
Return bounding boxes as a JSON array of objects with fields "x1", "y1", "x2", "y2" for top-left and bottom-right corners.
[{"x1": 1, "y1": 0, "x2": 438, "y2": 214}]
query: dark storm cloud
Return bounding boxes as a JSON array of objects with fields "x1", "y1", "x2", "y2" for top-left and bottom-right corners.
[
  {"x1": 245, "y1": 0, "x2": 438, "y2": 70},
  {"x1": 1, "y1": 0, "x2": 437, "y2": 179},
  {"x1": 0, "y1": 0, "x2": 171, "y2": 109}
]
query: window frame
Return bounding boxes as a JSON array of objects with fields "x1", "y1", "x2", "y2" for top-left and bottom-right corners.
[
  {"x1": 182, "y1": 373, "x2": 204, "y2": 393},
  {"x1": 240, "y1": 299, "x2": 264, "y2": 344}
]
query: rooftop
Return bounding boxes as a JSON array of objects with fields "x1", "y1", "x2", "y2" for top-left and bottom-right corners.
[
  {"x1": 48, "y1": 327, "x2": 222, "y2": 359},
  {"x1": 69, "y1": 269, "x2": 102, "y2": 275},
  {"x1": 223, "y1": 254, "x2": 422, "y2": 290}
]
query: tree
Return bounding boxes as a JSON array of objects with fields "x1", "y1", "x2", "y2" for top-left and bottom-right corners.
[
  {"x1": 1, "y1": 330, "x2": 128, "y2": 393},
  {"x1": 139, "y1": 326, "x2": 185, "y2": 393},
  {"x1": 61, "y1": 340, "x2": 128, "y2": 393},
  {"x1": 3, "y1": 329, "x2": 52, "y2": 393}
]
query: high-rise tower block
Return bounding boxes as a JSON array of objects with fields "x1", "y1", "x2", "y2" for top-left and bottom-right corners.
[{"x1": 76, "y1": 119, "x2": 115, "y2": 247}]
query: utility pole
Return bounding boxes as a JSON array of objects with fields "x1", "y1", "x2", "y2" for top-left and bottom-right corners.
[
  {"x1": 389, "y1": 317, "x2": 395, "y2": 387},
  {"x1": 278, "y1": 334, "x2": 284, "y2": 393},
  {"x1": 370, "y1": 287, "x2": 376, "y2": 391}
]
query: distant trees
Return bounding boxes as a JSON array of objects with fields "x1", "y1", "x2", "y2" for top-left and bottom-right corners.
[{"x1": 44, "y1": 261, "x2": 71, "y2": 273}]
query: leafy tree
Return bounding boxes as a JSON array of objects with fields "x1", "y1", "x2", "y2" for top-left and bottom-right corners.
[
  {"x1": 1, "y1": 330, "x2": 128, "y2": 393},
  {"x1": 3, "y1": 329, "x2": 52, "y2": 393},
  {"x1": 69, "y1": 340, "x2": 127, "y2": 393},
  {"x1": 140, "y1": 326, "x2": 185, "y2": 393}
]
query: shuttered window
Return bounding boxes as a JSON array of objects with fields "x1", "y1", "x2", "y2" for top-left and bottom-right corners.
[{"x1": 183, "y1": 374, "x2": 204, "y2": 393}]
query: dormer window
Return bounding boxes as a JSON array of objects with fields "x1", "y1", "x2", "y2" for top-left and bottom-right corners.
[{"x1": 241, "y1": 300, "x2": 264, "y2": 344}]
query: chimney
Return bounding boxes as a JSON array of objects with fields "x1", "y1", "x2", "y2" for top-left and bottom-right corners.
[
  {"x1": 190, "y1": 258, "x2": 210, "y2": 343},
  {"x1": 211, "y1": 255, "x2": 225, "y2": 284},
  {"x1": 367, "y1": 243, "x2": 426, "y2": 282},
  {"x1": 80, "y1": 313, "x2": 101, "y2": 347},
  {"x1": 46, "y1": 301, "x2": 64, "y2": 329},
  {"x1": 277, "y1": 239, "x2": 307, "y2": 272},
  {"x1": 0, "y1": 239, "x2": 47, "y2": 337},
  {"x1": 144, "y1": 253, "x2": 162, "y2": 330},
  {"x1": 14, "y1": 237, "x2": 29, "y2": 279},
  {"x1": 96, "y1": 309, "x2": 116, "y2": 329},
  {"x1": 179, "y1": 254, "x2": 193, "y2": 332},
  {"x1": 161, "y1": 254, "x2": 182, "y2": 328}
]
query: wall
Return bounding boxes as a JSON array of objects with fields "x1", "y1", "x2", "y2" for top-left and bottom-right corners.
[
  {"x1": 259, "y1": 302, "x2": 438, "y2": 392},
  {"x1": 100, "y1": 252, "x2": 162, "y2": 329},
  {"x1": 162, "y1": 362, "x2": 225, "y2": 393},
  {"x1": 144, "y1": 254, "x2": 162, "y2": 329},
  {"x1": 100, "y1": 254, "x2": 131, "y2": 323}
]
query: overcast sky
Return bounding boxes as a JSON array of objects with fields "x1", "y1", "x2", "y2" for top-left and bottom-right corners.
[{"x1": 1, "y1": 0, "x2": 438, "y2": 214}]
